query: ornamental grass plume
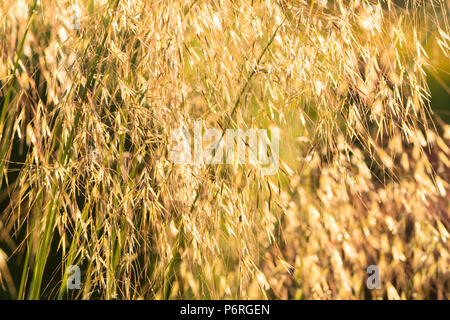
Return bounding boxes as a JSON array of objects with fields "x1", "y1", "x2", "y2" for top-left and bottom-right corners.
[{"x1": 0, "y1": 0, "x2": 449, "y2": 299}]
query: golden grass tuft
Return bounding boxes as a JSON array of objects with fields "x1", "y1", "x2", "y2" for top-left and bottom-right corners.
[{"x1": 0, "y1": 0, "x2": 449, "y2": 299}]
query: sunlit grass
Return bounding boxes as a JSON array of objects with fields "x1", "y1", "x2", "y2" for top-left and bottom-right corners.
[{"x1": 0, "y1": 0, "x2": 449, "y2": 299}]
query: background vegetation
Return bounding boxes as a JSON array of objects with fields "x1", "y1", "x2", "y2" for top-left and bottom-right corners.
[{"x1": 0, "y1": 0, "x2": 449, "y2": 299}]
